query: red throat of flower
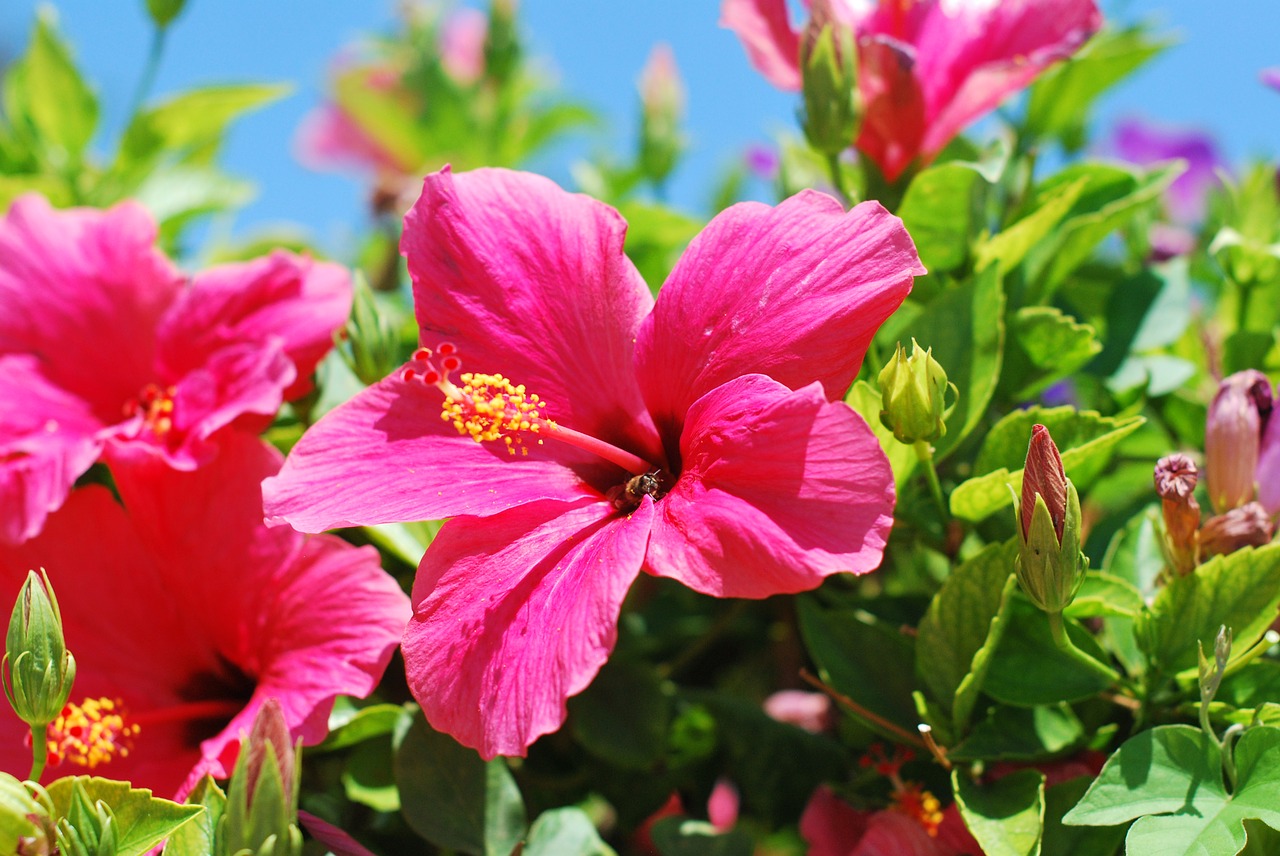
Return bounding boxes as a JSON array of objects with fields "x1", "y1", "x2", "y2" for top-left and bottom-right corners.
[
  {"x1": 1021, "y1": 424, "x2": 1067, "y2": 540},
  {"x1": 400, "y1": 344, "x2": 663, "y2": 487},
  {"x1": 123, "y1": 383, "x2": 178, "y2": 437}
]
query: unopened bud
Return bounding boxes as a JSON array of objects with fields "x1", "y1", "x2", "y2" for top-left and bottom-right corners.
[
  {"x1": 339, "y1": 274, "x2": 401, "y2": 387},
  {"x1": 1199, "y1": 502, "x2": 1275, "y2": 558},
  {"x1": 1014, "y1": 425, "x2": 1087, "y2": 614},
  {"x1": 56, "y1": 779, "x2": 117, "y2": 856},
  {"x1": 483, "y1": 0, "x2": 520, "y2": 87},
  {"x1": 219, "y1": 698, "x2": 303, "y2": 856},
  {"x1": 1205, "y1": 370, "x2": 1272, "y2": 513},
  {"x1": 637, "y1": 43, "x2": 686, "y2": 185},
  {"x1": 1198, "y1": 625, "x2": 1232, "y2": 710},
  {"x1": 1, "y1": 772, "x2": 50, "y2": 856},
  {"x1": 799, "y1": 4, "x2": 860, "y2": 157},
  {"x1": 878, "y1": 339, "x2": 952, "y2": 444},
  {"x1": 1154, "y1": 453, "x2": 1201, "y2": 575},
  {"x1": 3, "y1": 570, "x2": 75, "y2": 729}
]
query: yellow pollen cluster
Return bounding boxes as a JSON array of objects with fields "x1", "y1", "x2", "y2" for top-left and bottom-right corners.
[
  {"x1": 441, "y1": 372, "x2": 551, "y2": 455},
  {"x1": 892, "y1": 783, "x2": 944, "y2": 837},
  {"x1": 46, "y1": 697, "x2": 140, "y2": 769}
]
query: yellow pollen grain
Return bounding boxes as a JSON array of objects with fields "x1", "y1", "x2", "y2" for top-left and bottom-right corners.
[
  {"x1": 47, "y1": 697, "x2": 140, "y2": 770},
  {"x1": 441, "y1": 372, "x2": 554, "y2": 455}
]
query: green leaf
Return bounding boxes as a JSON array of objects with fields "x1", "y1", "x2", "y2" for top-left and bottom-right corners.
[
  {"x1": 523, "y1": 808, "x2": 618, "y2": 856},
  {"x1": 1064, "y1": 725, "x2": 1280, "y2": 856},
  {"x1": 45, "y1": 776, "x2": 203, "y2": 856},
  {"x1": 15, "y1": 10, "x2": 98, "y2": 158},
  {"x1": 950, "y1": 704, "x2": 1085, "y2": 762},
  {"x1": 394, "y1": 714, "x2": 527, "y2": 856},
  {"x1": 879, "y1": 265, "x2": 1005, "y2": 459},
  {"x1": 898, "y1": 161, "x2": 987, "y2": 272},
  {"x1": 120, "y1": 83, "x2": 289, "y2": 165},
  {"x1": 796, "y1": 595, "x2": 919, "y2": 739},
  {"x1": 1136, "y1": 544, "x2": 1280, "y2": 677},
  {"x1": 569, "y1": 655, "x2": 670, "y2": 770},
  {"x1": 1025, "y1": 26, "x2": 1171, "y2": 150},
  {"x1": 316, "y1": 703, "x2": 412, "y2": 753},
  {"x1": 844, "y1": 380, "x2": 918, "y2": 488},
  {"x1": 1064, "y1": 572, "x2": 1144, "y2": 620},
  {"x1": 915, "y1": 541, "x2": 1019, "y2": 735},
  {"x1": 0, "y1": 773, "x2": 43, "y2": 855},
  {"x1": 344, "y1": 738, "x2": 401, "y2": 812},
  {"x1": 617, "y1": 201, "x2": 703, "y2": 293},
  {"x1": 1219, "y1": 662, "x2": 1280, "y2": 717},
  {"x1": 1009, "y1": 307, "x2": 1101, "y2": 395},
  {"x1": 163, "y1": 775, "x2": 225, "y2": 856},
  {"x1": 976, "y1": 178, "x2": 1087, "y2": 278},
  {"x1": 984, "y1": 599, "x2": 1116, "y2": 706},
  {"x1": 1041, "y1": 776, "x2": 1126, "y2": 856},
  {"x1": 951, "y1": 409, "x2": 1145, "y2": 523},
  {"x1": 145, "y1": 0, "x2": 188, "y2": 27},
  {"x1": 953, "y1": 768, "x2": 1045, "y2": 856},
  {"x1": 651, "y1": 818, "x2": 754, "y2": 856}
]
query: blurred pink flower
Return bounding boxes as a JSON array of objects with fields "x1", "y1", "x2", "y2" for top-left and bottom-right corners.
[
  {"x1": 800, "y1": 785, "x2": 977, "y2": 856},
  {"x1": 0, "y1": 433, "x2": 409, "y2": 798},
  {"x1": 764, "y1": 689, "x2": 834, "y2": 733},
  {"x1": 0, "y1": 194, "x2": 351, "y2": 546},
  {"x1": 264, "y1": 166, "x2": 923, "y2": 758},
  {"x1": 1261, "y1": 67, "x2": 1280, "y2": 92},
  {"x1": 439, "y1": 7, "x2": 488, "y2": 84},
  {"x1": 1109, "y1": 116, "x2": 1226, "y2": 224},
  {"x1": 722, "y1": 0, "x2": 1102, "y2": 181}
]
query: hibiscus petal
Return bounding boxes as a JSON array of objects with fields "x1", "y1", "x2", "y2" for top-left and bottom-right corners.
[
  {"x1": 721, "y1": 0, "x2": 802, "y2": 91},
  {"x1": 402, "y1": 497, "x2": 652, "y2": 759},
  {"x1": 263, "y1": 373, "x2": 603, "y2": 532},
  {"x1": 645, "y1": 375, "x2": 893, "y2": 598},
  {"x1": 156, "y1": 251, "x2": 352, "y2": 400},
  {"x1": 636, "y1": 192, "x2": 922, "y2": 435},
  {"x1": 0, "y1": 194, "x2": 181, "y2": 413},
  {"x1": 402, "y1": 167, "x2": 663, "y2": 462},
  {"x1": 0, "y1": 355, "x2": 107, "y2": 544}
]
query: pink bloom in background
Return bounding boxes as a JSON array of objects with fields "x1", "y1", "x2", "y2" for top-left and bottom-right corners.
[
  {"x1": 0, "y1": 432, "x2": 409, "y2": 798},
  {"x1": 0, "y1": 194, "x2": 351, "y2": 546},
  {"x1": 722, "y1": 0, "x2": 1103, "y2": 181},
  {"x1": 439, "y1": 6, "x2": 488, "y2": 84},
  {"x1": 265, "y1": 167, "x2": 923, "y2": 758},
  {"x1": 1109, "y1": 116, "x2": 1226, "y2": 223},
  {"x1": 1261, "y1": 67, "x2": 1280, "y2": 92},
  {"x1": 295, "y1": 101, "x2": 414, "y2": 177},
  {"x1": 800, "y1": 785, "x2": 977, "y2": 856},
  {"x1": 764, "y1": 689, "x2": 835, "y2": 733}
]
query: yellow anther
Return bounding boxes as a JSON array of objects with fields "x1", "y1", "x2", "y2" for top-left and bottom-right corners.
[
  {"x1": 47, "y1": 697, "x2": 140, "y2": 770},
  {"x1": 440, "y1": 372, "x2": 553, "y2": 454}
]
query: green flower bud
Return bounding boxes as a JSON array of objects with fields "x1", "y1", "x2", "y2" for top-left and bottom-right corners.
[
  {"x1": 0, "y1": 773, "x2": 51, "y2": 856},
  {"x1": 3, "y1": 570, "x2": 75, "y2": 729},
  {"x1": 878, "y1": 339, "x2": 952, "y2": 445},
  {"x1": 218, "y1": 699, "x2": 303, "y2": 856},
  {"x1": 799, "y1": 5, "x2": 860, "y2": 158},
  {"x1": 483, "y1": 0, "x2": 520, "y2": 87},
  {"x1": 637, "y1": 43, "x2": 686, "y2": 186},
  {"x1": 55, "y1": 780, "x2": 116, "y2": 856},
  {"x1": 1013, "y1": 425, "x2": 1088, "y2": 614},
  {"x1": 338, "y1": 273, "x2": 402, "y2": 387}
]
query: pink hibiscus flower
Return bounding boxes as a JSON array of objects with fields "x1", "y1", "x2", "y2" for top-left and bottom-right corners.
[
  {"x1": 0, "y1": 194, "x2": 352, "y2": 545},
  {"x1": 0, "y1": 432, "x2": 410, "y2": 798},
  {"x1": 721, "y1": 0, "x2": 1103, "y2": 181},
  {"x1": 263, "y1": 167, "x2": 924, "y2": 758}
]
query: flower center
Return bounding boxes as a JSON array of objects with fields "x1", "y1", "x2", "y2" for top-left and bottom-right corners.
[
  {"x1": 401, "y1": 344, "x2": 662, "y2": 481},
  {"x1": 123, "y1": 383, "x2": 177, "y2": 436},
  {"x1": 44, "y1": 697, "x2": 139, "y2": 770},
  {"x1": 891, "y1": 782, "x2": 944, "y2": 837}
]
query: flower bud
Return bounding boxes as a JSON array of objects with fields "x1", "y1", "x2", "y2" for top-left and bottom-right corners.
[
  {"x1": 878, "y1": 339, "x2": 951, "y2": 444},
  {"x1": 1199, "y1": 501, "x2": 1275, "y2": 558},
  {"x1": 1205, "y1": 370, "x2": 1272, "y2": 513},
  {"x1": 56, "y1": 779, "x2": 117, "y2": 856},
  {"x1": 799, "y1": 1, "x2": 860, "y2": 157},
  {"x1": 339, "y1": 274, "x2": 402, "y2": 387},
  {"x1": 3, "y1": 570, "x2": 75, "y2": 729},
  {"x1": 219, "y1": 698, "x2": 303, "y2": 856},
  {"x1": 482, "y1": 0, "x2": 520, "y2": 87},
  {"x1": 1154, "y1": 453, "x2": 1201, "y2": 575},
  {"x1": 1014, "y1": 425, "x2": 1087, "y2": 614},
  {"x1": 637, "y1": 43, "x2": 686, "y2": 186},
  {"x1": 0, "y1": 772, "x2": 51, "y2": 856}
]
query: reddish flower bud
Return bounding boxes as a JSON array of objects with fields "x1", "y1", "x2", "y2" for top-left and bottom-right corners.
[
  {"x1": 1200, "y1": 502, "x2": 1276, "y2": 558},
  {"x1": 1021, "y1": 424, "x2": 1068, "y2": 542},
  {"x1": 1205, "y1": 370, "x2": 1272, "y2": 513},
  {"x1": 1014, "y1": 425, "x2": 1086, "y2": 614},
  {"x1": 1154, "y1": 453, "x2": 1201, "y2": 574}
]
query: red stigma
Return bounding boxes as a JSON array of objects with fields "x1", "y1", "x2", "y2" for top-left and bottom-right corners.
[{"x1": 438, "y1": 342, "x2": 457, "y2": 356}]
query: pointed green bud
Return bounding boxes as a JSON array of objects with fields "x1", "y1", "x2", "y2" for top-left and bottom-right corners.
[
  {"x1": 799, "y1": 5, "x2": 860, "y2": 158},
  {"x1": 482, "y1": 0, "x2": 520, "y2": 87},
  {"x1": 637, "y1": 43, "x2": 686, "y2": 186},
  {"x1": 218, "y1": 698, "x2": 302, "y2": 856},
  {"x1": 878, "y1": 339, "x2": 952, "y2": 444},
  {"x1": 3, "y1": 570, "x2": 75, "y2": 729},
  {"x1": 338, "y1": 273, "x2": 401, "y2": 387},
  {"x1": 55, "y1": 780, "x2": 116, "y2": 856},
  {"x1": 1013, "y1": 425, "x2": 1087, "y2": 614}
]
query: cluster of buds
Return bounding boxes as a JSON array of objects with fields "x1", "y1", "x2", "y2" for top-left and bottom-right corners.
[
  {"x1": 3, "y1": 570, "x2": 75, "y2": 739},
  {"x1": 1154, "y1": 453, "x2": 1274, "y2": 575},
  {"x1": 217, "y1": 698, "x2": 303, "y2": 856},
  {"x1": 1013, "y1": 425, "x2": 1087, "y2": 615},
  {"x1": 878, "y1": 339, "x2": 952, "y2": 445},
  {"x1": 799, "y1": 0, "x2": 860, "y2": 158}
]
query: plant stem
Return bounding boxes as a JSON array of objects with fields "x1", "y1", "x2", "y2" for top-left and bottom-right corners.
[
  {"x1": 914, "y1": 441, "x2": 948, "y2": 520},
  {"x1": 127, "y1": 25, "x2": 168, "y2": 123},
  {"x1": 825, "y1": 151, "x2": 850, "y2": 206},
  {"x1": 28, "y1": 723, "x2": 46, "y2": 782},
  {"x1": 1048, "y1": 610, "x2": 1120, "y2": 685}
]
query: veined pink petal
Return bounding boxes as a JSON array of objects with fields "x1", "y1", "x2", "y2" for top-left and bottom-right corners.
[
  {"x1": 263, "y1": 373, "x2": 604, "y2": 532},
  {"x1": 645, "y1": 376, "x2": 893, "y2": 598},
  {"x1": 402, "y1": 497, "x2": 652, "y2": 759},
  {"x1": 403, "y1": 168, "x2": 663, "y2": 463},
  {"x1": 157, "y1": 251, "x2": 352, "y2": 401},
  {"x1": 636, "y1": 191, "x2": 922, "y2": 434},
  {"x1": 720, "y1": 0, "x2": 803, "y2": 90},
  {"x1": 0, "y1": 355, "x2": 108, "y2": 544},
  {"x1": 0, "y1": 195, "x2": 181, "y2": 414}
]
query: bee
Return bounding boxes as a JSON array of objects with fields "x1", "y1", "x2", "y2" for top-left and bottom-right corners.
[{"x1": 624, "y1": 470, "x2": 663, "y2": 502}]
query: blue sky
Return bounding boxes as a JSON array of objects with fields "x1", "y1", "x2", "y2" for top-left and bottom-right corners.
[{"x1": 1, "y1": 1, "x2": 1277, "y2": 257}]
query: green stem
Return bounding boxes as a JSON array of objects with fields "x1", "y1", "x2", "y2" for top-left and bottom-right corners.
[
  {"x1": 28, "y1": 723, "x2": 46, "y2": 783},
  {"x1": 126, "y1": 25, "x2": 168, "y2": 123},
  {"x1": 1048, "y1": 610, "x2": 1120, "y2": 685},
  {"x1": 914, "y1": 441, "x2": 948, "y2": 520},
  {"x1": 824, "y1": 151, "x2": 850, "y2": 206}
]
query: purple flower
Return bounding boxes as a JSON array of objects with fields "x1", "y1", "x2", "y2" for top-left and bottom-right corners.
[{"x1": 1109, "y1": 116, "x2": 1226, "y2": 224}]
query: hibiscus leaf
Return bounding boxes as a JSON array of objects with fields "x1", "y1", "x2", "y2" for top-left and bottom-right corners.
[
  {"x1": 1135, "y1": 544, "x2": 1280, "y2": 679},
  {"x1": 897, "y1": 161, "x2": 989, "y2": 273},
  {"x1": 651, "y1": 817, "x2": 753, "y2": 856},
  {"x1": 569, "y1": 655, "x2": 671, "y2": 770},
  {"x1": 984, "y1": 598, "x2": 1116, "y2": 706},
  {"x1": 949, "y1": 704, "x2": 1085, "y2": 763},
  {"x1": 317, "y1": 702, "x2": 413, "y2": 753},
  {"x1": 1041, "y1": 776, "x2": 1126, "y2": 856},
  {"x1": 45, "y1": 776, "x2": 203, "y2": 856},
  {"x1": 953, "y1": 768, "x2": 1045, "y2": 856},
  {"x1": 1005, "y1": 307, "x2": 1102, "y2": 398},
  {"x1": 523, "y1": 807, "x2": 618, "y2": 856},
  {"x1": 164, "y1": 775, "x2": 226, "y2": 856},
  {"x1": 1063, "y1": 573, "x2": 1144, "y2": 620},
  {"x1": 915, "y1": 540, "x2": 1018, "y2": 735},
  {"x1": 119, "y1": 82, "x2": 290, "y2": 167},
  {"x1": 394, "y1": 714, "x2": 528, "y2": 856},
  {"x1": 844, "y1": 380, "x2": 918, "y2": 489},
  {"x1": 344, "y1": 737, "x2": 401, "y2": 812},
  {"x1": 1063, "y1": 725, "x2": 1280, "y2": 855},
  {"x1": 8, "y1": 10, "x2": 98, "y2": 160},
  {"x1": 617, "y1": 200, "x2": 704, "y2": 293},
  {"x1": 975, "y1": 178, "x2": 1088, "y2": 278}
]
